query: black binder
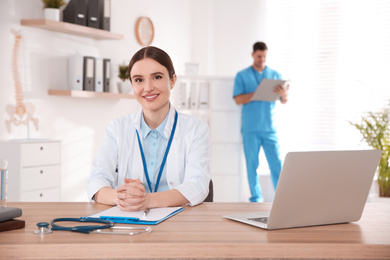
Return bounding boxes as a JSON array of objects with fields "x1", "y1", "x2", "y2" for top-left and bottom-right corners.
[
  {"x1": 83, "y1": 56, "x2": 96, "y2": 91},
  {"x1": 103, "y1": 59, "x2": 111, "y2": 92},
  {"x1": 62, "y1": 0, "x2": 88, "y2": 26},
  {"x1": 87, "y1": 0, "x2": 102, "y2": 29}
]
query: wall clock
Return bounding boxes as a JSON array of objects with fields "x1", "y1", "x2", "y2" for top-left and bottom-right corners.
[{"x1": 135, "y1": 17, "x2": 154, "y2": 46}]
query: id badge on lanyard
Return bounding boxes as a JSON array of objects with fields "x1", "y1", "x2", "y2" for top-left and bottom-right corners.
[{"x1": 135, "y1": 111, "x2": 178, "y2": 193}]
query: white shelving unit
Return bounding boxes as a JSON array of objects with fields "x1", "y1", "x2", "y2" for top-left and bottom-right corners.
[{"x1": 172, "y1": 75, "x2": 245, "y2": 202}]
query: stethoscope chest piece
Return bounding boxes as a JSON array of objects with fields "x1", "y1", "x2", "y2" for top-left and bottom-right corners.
[{"x1": 33, "y1": 222, "x2": 52, "y2": 235}]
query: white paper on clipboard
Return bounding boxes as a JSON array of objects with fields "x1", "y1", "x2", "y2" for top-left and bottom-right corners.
[{"x1": 250, "y1": 79, "x2": 287, "y2": 102}]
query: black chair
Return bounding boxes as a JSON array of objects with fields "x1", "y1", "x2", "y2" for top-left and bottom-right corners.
[{"x1": 203, "y1": 179, "x2": 214, "y2": 202}]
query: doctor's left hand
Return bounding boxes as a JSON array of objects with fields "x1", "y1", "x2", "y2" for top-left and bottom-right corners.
[
  {"x1": 116, "y1": 178, "x2": 146, "y2": 211},
  {"x1": 274, "y1": 83, "x2": 289, "y2": 104}
]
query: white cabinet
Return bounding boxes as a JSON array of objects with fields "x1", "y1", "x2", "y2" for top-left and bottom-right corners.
[
  {"x1": 0, "y1": 140, "x2": 61, "y2": 202},
  {"x1": 173, "y1": 76, "x2": 245, "y2": 202}
]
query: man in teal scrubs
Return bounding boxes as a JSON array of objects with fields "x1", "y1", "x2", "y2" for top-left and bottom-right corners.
[{"x1": 233, "y1": 42, "x2": 289, "y2": 202}]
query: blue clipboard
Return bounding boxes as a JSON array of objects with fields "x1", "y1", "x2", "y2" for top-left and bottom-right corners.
[{"x1": 86, "y1": 206, "x2": 185, "y2": 225}]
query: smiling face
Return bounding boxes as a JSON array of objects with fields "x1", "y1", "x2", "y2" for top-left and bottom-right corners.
[{"x1": 130, "y1": 58, "x2": 177, "y2": 124}]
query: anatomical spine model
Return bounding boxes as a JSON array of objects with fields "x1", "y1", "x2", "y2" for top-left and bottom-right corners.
[{"x1": 5, "y1": 29, "x2": 39, "y2": 133}]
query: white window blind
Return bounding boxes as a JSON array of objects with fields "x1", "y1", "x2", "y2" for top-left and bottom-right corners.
[{"x1": 258, "y1": 0, "x2": 390, "y2": 154}]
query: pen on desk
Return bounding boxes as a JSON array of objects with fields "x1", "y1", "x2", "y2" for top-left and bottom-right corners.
[{"x1": 143, "y1": 209, "x2": 149, "y2": 218}]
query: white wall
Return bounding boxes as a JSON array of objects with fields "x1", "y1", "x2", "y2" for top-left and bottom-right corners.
[
  {"x1": 191, "y1": 0, "x2": 263, "y2": 76},
  {"x1": 0, "y1": 0, "x2": 263, "y2": 202}
]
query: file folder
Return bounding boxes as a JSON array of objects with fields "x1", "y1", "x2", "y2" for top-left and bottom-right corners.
[
  {"x1": 95, "y1": 57, "x2": 103, "y2": 92},
  {"x1": 63, "y1": 0, "x2": 88, "y2": 26},
  {"x1": 87, "y1": 0, "x2": 102, "y2": 29},
  {"x1": 102, "y1": 0, "x2": 111, "y2": 31},
  {"x1": 199, "y1": 81, "x2": 209, "y2": 109},
  {"x1": 190, "y1": 81, "x2": 198, "y2": 109},
  {"x1": 87, "y1": 206, "x2": 184, "y2": 225},
  {"x1": 67, "y1": 54, "x2": 84, "y2": 91},
  {"x1": 83, "y1": 56, "x2": 95, "y2": 91},
  {"x1": 103, "y1": 59, "x2": 111, "y2": 92},
  {"x1": 178, "y1": 81, "x2": 188, "y2": 109}
]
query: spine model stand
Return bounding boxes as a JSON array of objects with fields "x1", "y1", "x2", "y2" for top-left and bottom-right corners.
[{"x1": 5, "y1": 29, "x2": 39, "y2": 134}]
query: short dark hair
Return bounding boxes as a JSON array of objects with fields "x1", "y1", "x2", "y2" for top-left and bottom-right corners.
[
  {"x1": 253, "y1": 42, "x2": 268, "y2": 52},
  {"x1": 127, "y1": 46, "x2": 176, "y2": 82}
]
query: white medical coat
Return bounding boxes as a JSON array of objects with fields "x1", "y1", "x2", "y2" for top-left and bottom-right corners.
[{"x1": 86, "y1": 106, "x2": 210, "y2": 206}]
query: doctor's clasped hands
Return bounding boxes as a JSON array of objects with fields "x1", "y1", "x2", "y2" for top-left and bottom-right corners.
[{"x1": 116, "y1": 178, "x2": 146, "y2": 211}]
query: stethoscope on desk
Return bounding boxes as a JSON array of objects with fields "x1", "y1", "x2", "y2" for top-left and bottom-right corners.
[{"x1": 33, "y1": 218, "x2": 152, "y2": 235}]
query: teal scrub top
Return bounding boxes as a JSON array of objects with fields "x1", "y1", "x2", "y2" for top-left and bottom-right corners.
[{"x1": 233, "y1": 66, "x2": 282, "y2": 133}]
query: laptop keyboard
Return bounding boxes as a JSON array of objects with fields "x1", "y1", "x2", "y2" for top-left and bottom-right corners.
[{"x1": 248, "y1": 217, "x2": 268, "y2": 224}]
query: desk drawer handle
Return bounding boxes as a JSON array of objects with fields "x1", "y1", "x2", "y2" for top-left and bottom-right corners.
[
  {"x1": 40, "y1": 193, "x2": 43, "y2": 197},
  {"x1": 40, "y1": 170, "x2": 43, "y2": 174},
  {"x1": 40, "y1": 146, "x2": 44, "y2": 151}
]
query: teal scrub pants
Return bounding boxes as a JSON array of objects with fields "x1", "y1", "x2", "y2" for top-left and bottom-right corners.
[{"x1": 242, "y1": 132, "x2": 282, "y2": 202}]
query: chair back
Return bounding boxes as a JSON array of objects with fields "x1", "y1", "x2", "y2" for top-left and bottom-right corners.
[{"x1": 203, "y1": 179, "x2": 214, "y2": 202}]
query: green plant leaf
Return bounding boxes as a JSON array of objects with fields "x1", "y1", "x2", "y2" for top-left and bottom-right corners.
[
  {"x1": 41, "y1": 0, "x2": 66, "y2": 9},
  {"x1": 350, "y1": 102, "x2": 390, "y2": 196}
]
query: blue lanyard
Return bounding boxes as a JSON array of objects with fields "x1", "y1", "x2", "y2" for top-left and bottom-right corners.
[{"x1": 136, "y1": 111, "x2": 178, "y2": 193}]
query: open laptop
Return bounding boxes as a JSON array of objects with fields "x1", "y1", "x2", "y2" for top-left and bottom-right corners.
[{"x1": 224, "y1": 149, "x2": 382, "y2": 230}]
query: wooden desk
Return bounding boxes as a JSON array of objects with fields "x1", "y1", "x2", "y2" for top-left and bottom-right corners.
[{"x1": 1, "y1": 201, "x2": 389, "y2": 259}]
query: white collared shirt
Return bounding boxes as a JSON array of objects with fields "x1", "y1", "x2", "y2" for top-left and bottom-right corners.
[{"x1": 139, "y1": 113, "x2": 169, "y2": 193}]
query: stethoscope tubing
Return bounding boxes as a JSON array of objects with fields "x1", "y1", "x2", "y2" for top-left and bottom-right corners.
[{"x1": 50, "y1": 218, "x2": 114, "y2": 234}]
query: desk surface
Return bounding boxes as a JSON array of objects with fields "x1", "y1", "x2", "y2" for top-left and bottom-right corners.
[{"x1": 1, "y1": 201, "x2": 390, "y2": 260}]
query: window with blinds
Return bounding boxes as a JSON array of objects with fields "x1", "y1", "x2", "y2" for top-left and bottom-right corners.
[{"x1": 258, "y1": 0, "x2": 390, "y2": 154}]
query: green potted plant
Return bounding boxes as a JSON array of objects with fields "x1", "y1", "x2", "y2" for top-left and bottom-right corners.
[
  {"x1": 117, "y1": 64, "x2": 132, "y2": 94},
  {"x1": 118, "y1": 64, "x2": 129, "y2": 82},
  {"x1": 350, "y1": 103, "x2": 390, "y2": 197},
  {"x1": 41, "y1": 0, "x2": 66, "y2": 21}
]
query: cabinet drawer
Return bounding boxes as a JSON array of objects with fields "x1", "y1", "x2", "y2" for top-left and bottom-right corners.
[
  {"x1": 20, "y1": 188, "x2": 60, "y2": 202},
  {"x1": 20, "y1": 142, "x2": 60, "y2": 167},
  {"x1": 20, "y1": 165, "x2": 60, "y2": 192}
]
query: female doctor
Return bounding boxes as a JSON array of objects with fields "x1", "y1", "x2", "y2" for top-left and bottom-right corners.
[{"x1": 86, "y1": 46, "x2": 210, "y2": 211}]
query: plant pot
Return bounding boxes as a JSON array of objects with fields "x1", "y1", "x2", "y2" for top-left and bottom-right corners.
[
  {"x1": 117, "y1": 81, "x2": 132, "y2": 94},
  {"x1": 378, "y1": 166, "x2": 390, "y2": 197},
  {"x1": 44, "y1": 8, "x2": 60, "y2": 21}
]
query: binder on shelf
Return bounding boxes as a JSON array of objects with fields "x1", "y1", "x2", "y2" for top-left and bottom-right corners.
[
  {"x1": 67, "y1": 54, "x2": 84, "y2": 91},
  {"x1": 178, "y1": 81, "x2": 188, "y2": 109},
  {"x1": 95, "y1": 57, "x2": 103, "y2": 92},
  {"x1": 103, "y1": 59, "x2": 111, "y2": 92},
  {"x1": 83, "y1": 56, "x2": 96, "y2": 91},
  {"x1": 87, "y1": 0, "x2": 102, "y2": 29},
  {"x1": 102, "y1": 0, "x2": 111, "y2": 31},
  {"x1": 190, "y1": 81, "x2": 198, "y2": 109},
  {"x1": 199, "y1": 81, "x2": 209, "y2": 109},
  {"x1": 62, "y1": 0, "x2": 88, "y2": 26}
]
